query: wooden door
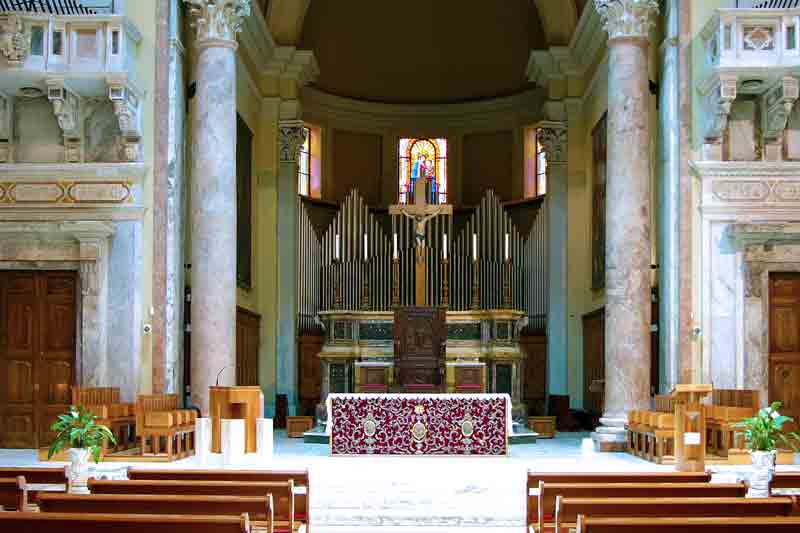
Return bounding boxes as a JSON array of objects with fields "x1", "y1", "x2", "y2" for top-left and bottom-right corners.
[
  {"x1": 393, "y1": 307, "x2": 447, "y2": 390},
  {"x1": 0, "y1": 271, "x2": 76, "y2": 448},
  {"x1": 583, "y1": 308, "x2": 605, "y2": 415},
  {"x1": 235, "y1": 307, "x2": 260, "y2": 387},
  {"x1": 769, "y1": 273, "x2": 800, "y2": 432},
  {"x1": 298, "y1": 334, "x2": 323, "y2": 416}
]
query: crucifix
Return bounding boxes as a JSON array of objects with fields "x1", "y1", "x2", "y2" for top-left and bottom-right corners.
[{"x1": 389, "y1": 178, "x2": 452, "y2": 306}]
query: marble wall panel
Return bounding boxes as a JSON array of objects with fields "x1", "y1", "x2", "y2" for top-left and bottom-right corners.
[
  {"x1": 84, "y1": 99, "x2": 123, "y2": 163},
  {"x1": 710, "y1": 222, "x2": 738, "y2": 388},
  {"x1": 728, "y1": 100, "x2": 757, "y2": 161},
  {"x1": 14, "y1": 96, "x2": 62, "y2": 163},
  {"x1": 785, "y1": 103, "x2": 800, "y2": 160}
]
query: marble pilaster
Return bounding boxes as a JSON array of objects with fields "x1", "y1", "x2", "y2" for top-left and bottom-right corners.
[
  {"x1": 537, "y1": 120, "x2": 568, "y2": 399},
  {"x1": 185, "y1": 0, "x2": 250, "y2": 415},
  {"x1": 592, "y1": 0, "x2": 658, "y2": 452}
]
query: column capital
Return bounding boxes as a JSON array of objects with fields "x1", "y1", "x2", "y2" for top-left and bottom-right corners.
[
  {"x1": 184, "y1": 0, "x2": 251, "y2": 48},
  {"x1": 278, "y1": 119, "x2": 307, "y2": 163},
  {"x1": 536, "y1": 122, "x2": 568, "y2": 164},
  {"x1": 593, "y1": 0, "x2": 659, "y2": 41}
]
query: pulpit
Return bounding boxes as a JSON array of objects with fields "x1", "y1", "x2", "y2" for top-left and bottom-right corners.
[
  {"x1": 671, "y1": 384, "x2": 712, "y2": 472},
  {"x1": 210, "y1": 386, "x2": 263, "y2": 453}
]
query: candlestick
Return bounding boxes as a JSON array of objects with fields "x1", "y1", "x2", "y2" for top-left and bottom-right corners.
[
  {"x1": 472, "y1": 233, "x2": 477, "y2": 261},
  {"x1": 361, "y1": 259, "x2": 370, "y2": 310},
  {"x1": 335, "y1": 234, "x2": 340, "y2": 261},
  {"x1": 392, "y1": 257, "x2": 400, "y2": 307},
  {"x1": 441, "y1": 256, "x2": 450, "y2": 308},
  {"x1": 503, "y1": 257, "x2": 513, "y2": 309},
  {"x1": 505, "y1": 233, "x2": 509, "y2": 261},
  {"x1": 443, "y1": 233, "x2": 448, "y2": 259},
  {"x1": 393, "y1": 233, "x2": 398, "y2": 259},
  {"x1": 471, "y1": 257, "x2": 480, "y2": 310}
]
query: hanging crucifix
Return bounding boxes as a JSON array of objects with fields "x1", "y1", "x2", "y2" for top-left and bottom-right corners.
[{"x1": 389, "y1": 178, "x2": 452, "y2": 306}]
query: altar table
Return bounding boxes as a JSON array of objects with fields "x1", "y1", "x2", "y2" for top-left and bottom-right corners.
[{"x1": 327, "y1": 393, "x2": 511, "y2": 455}]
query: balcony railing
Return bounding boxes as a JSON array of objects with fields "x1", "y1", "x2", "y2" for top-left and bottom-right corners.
[{"x1": 0, "y1": 0, "x2": 111, "y2": 15}]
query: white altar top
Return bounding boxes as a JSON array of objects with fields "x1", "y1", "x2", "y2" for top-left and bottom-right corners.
[{"x1": 325, "y1": 393, "x2": 512, "y2": 436}]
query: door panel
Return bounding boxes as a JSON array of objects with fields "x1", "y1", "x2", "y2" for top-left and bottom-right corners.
[
  {"x1": 769, "y1": 273, "x2": 800, "y2": 433},
  {"x1": 0, "y1": 271, "x2": 76, "y2": 448}
]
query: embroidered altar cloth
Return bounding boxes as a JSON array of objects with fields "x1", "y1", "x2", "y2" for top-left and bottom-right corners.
[{"x1": 327, "y1": 393, "x2": 511, "y2": 455}]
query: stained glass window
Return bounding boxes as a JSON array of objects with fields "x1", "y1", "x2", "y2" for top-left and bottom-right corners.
[
  {"x1": 536, "y1": 131, "x2": 547, "y2": 196},
  {"x1": 399, "y1": 138, "x2": 447, "y2": 204},
  {"x1": 298, "y1": 126, "x2": 311, "y2": 196}
]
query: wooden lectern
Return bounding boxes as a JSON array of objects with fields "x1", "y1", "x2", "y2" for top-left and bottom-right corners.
[
  {"x1": 210, "y1": 386, "x2": 264, "y2": 453},
  {"x1": 671, "y1": 384, "x2": 712, "y2": 472}
]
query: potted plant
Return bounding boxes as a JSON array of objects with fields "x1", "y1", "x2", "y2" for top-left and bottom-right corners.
[
  {"x1": 733, "y1": 401, "x2": 800, "y2": 497},
  {"x1": 47, "y1": 406, "x2": 116, "y2": 491}
]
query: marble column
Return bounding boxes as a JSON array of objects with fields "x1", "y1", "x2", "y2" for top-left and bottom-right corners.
[
  {"x1": 185, "y1": 0, "x2": 251, "y2": 415},
  {"x1": 537, "y1": 121, "x2": 569, "y2": 400},
  {"x1": 591, "y1": 0, "x2": 659, "y2": 452},
  {"x1": 276, "y1": 120, "x2": 307, "y2": 416}
]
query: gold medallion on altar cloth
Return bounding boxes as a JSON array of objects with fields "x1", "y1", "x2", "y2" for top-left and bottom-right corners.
[
  {"x1": 411, "y1": 421, "x2": 427, "y2": 442},
  {"x1": 460, "y1": 413, "x2": 475, "y2": 438},
  {"x1": 363, "y1": 412, "x2": 378, "y2": 437},
  {"x1": 414, "y1": 404, "x2": 425, "y2": 414}
]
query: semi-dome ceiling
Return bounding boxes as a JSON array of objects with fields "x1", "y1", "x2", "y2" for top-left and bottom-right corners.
[{"x1": 297, "y1": 0, "x2": 547, "y2": 105}]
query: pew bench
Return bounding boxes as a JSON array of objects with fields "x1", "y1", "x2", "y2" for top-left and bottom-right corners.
[
  {"x1": 0, "y1": 511, "x2": 252, "y2": 533},
  {"x1": 556, "y1": 496, "x2": 796, "y2": 533},
  {"x1": 536, "y1": 482, "x2": 747, "y2": 533},
  {"x1": 126, "y1": 467, "x2": 309, "y2": 526},
  {"x1": 0, "y1": 466, "x2": 69, "y2": 503},
  {"x1": 0, "y1": 477, "x2": 27, "y2": 511},
  {"x1": 73, "y1": 386, "x2": 136, "y2": 452},
  {"x1": 525, "y1": 470, "x2": 712, "y2": 529},
  {"x1": 88, "y1": 478, "x2": 297, "y2": 532},
  {"x1": 38, "y1": 493, "x2": 273, "y2": 533},
  {"x1": 135, "y1": 394, "x2": 196, "y2": 461},
  {"x1": 576, "y1": 516, "x2": 800, "y2": 532},
  {"x1": 772, "y1": 471, "x2": 800, "y2": 490}
]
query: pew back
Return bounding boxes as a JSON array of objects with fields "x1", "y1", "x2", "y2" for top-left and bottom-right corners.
[
  {"x1": 772, "y1": 471, "x2": 800, "y2": 489},
  {"x1": 0, "y1": 466, "x2": 68, "y2": 485},
  {"x1": 576, "y1": 516, "x2": 800, "y2": 532},
  {"x1": 0, "y1": 511, "x2": 251, "y2": 533},
  {"x1": 0, "y1": 476, "x2": 26, "y2": 510}
]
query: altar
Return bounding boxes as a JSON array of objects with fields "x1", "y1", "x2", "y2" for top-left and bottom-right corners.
[{"x1": 327, "y1": 393, "x2": 511, "y2": 455}]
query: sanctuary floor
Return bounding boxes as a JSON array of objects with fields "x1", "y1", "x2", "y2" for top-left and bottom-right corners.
[{"x1": 2, "y1": 432, "x2": 799, "y2": 533}]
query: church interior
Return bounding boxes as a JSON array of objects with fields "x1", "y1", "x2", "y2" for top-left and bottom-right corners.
[{"x1": 3, "y1": 0, "x2": 800, "y2": 531}]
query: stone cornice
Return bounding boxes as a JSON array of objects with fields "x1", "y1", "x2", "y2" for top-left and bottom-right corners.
[
  {"x1": 300, "y1": 87, "x2": 546, "y2": 132},
  {"x1": 691, "y1": 161, "x2": 800, "y2": 179},
  {"x1": 0, "y1": 163, "x2": 148, "y2": 182},
  {"x1": 238, "y1": 0, "x2": 277, "y2": 73},
  {"x1": 593, "y1": 0, "x2": 659, "y2": 41},
  {"x1": 264, "y1": 46, "x2": 319, "y2": 85}
]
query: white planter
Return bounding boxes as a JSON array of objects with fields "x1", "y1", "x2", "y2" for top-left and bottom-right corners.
[
  {"x1": 68, "y1": 448, "x2": 91, "y2": 494},
  {"x1": 747, "y1": 450, "x2": 777, "y2": 498}
]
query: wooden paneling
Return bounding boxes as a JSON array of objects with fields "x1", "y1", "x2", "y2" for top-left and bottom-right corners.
[
  {"x1": 393, "y1": 307, "x2": 447, "y2": 390},
  {"x1": 462, "y1": 130, "x2": 513, "y2": 206},
  {"x1": 520, "y1": 334, "x2": 546, "y2": 415},
  {"x1": 298, "y1": 334, "x2": 323, "y2": 416},
  {"x1": 769, "y1": 273, "x2": 800, "y2": 432},
  {"x1": 235, "y1": 307, "x2": 260, "y2": 387},
  {"x1": 583, "y1": 307, "x2": 605, "y2": 415},
  {"x1": 331, "y1": 130, "x2": 382, "y2": 205},
  {"x1": 0, "y1": 271, "x2": 76, "y2": 448}
]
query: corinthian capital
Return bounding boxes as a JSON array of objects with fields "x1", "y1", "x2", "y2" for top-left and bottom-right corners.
[
  {"x1": 279, "y1": 120, "x2": 307, "y2": 163},
  {"x1": 593, "y1": 0, "x2": 659, "y2": 40},
  {"x1": 537, "y1": 122, "x2": 568, "y2": 164},
  {"x1": 184, "y1": 0, "x2": 251, "y2": 46}
]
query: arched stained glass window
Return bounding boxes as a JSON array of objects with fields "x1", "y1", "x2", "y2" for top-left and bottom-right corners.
[{"x1": 398, "y1": 138, "x2": 447, "y2": 204}]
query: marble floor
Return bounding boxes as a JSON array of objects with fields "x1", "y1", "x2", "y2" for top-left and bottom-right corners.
[{"x1": 2, "y1": 432, "x2": 798, "y2": 533}]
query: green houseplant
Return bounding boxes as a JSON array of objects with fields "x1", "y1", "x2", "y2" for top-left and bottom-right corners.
[
  {"x1": 733, "y1": 401, "x2": 800, "y2": 497},
  {"x1": 47, "y1": 407, "x2": 116, "y2": 491}
]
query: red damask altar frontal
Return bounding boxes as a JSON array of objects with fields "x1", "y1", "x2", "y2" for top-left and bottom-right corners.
[{"x1": 327, "y1": 393, "x2": 511, "y2": 455}]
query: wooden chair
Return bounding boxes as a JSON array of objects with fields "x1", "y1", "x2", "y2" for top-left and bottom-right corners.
[
  {"x1": 38, "y1": 493, "x2": 273, "y2": 533},
  {"x1": 537, "y1": 482, "x2": 747, "y2": 533},
  {"x1": 135, "y1": 394, "x2": 196, "y2": 460},
  {"x1": 126, "y1": 468, "x2": 309, "y2": 526},
  {"x1": 706, "y1": 389, "x2": 759, "y2": 457},
  {"x1": 626, "y1": 395, "x2": 673, "y2": 461},
  {"x1": 72, "y1": 386, "x2": 136, "y2": 452},
  {"x1": 525, "y1": 470, "x2": 711, "y2": 529},
  {"x1": 576, "y1": 516, "x2": 800, "y2": 532},
  {"x1": 0, "y1": 512, "x2": 251, "y2": 533},
  {"x1": 88, "y1": 478, "x2": 296, "y2": 532},
  {"x1": 0, "y1": 477, "x2": 27, "y2": 511},
  {"x1": 556, "y1": 496, "x2": 796, "y2": 533}
]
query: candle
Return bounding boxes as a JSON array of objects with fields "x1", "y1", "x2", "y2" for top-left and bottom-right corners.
[
  {"x1": 363, "y1": 233, "x2": 368, "y2": 261},
  {"x1": 443, "y1": 233, "x2": 448, "y2": 260},
  {"x1": 393, "y1": 233, "x2": 398, "y2": 259},
  {"x1": 505, "y1": 233, "x2": 510, "y2": 261},
  {"x1": 335, "y1": 234, "x2": 340, "y2": 261},
  {"x1": 472, "y1": 233, "x2": 477, "y2": 261}
]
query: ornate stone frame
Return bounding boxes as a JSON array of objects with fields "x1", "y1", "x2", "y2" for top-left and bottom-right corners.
[{"x1": 0, "y1": 221, "x2": 115, "y2": 395}]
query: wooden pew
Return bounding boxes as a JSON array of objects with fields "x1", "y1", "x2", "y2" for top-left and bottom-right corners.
[
  {"x1": 38, "y1": 493, "x2": 273, "y2": 533},
  {"x1": 88, "y1": 478, "x2": 296, "y2": 532},
  {"x1": 73, "y1": 386, "x2": 136, "y2": 451},
  {"x1": 135, "y1": 394, "x2": 196, "y2": 461},
  {"x1": 0, "y1": 511, "x2": 251, "y2": 533},
  {"x1": 0, "y1": 466, "x2": 69, "y2": 502},
  {"x1": 537, "y1": 482, "x2": 747, "y2": 533},
  {"x1": 126, "y1": 467, "x2": 309, "y2": 525},
  {"x1": 576, "y1": 516, "x2": 800, "y2": 532},
  {"x1": 526, "y1": 470, "x2": 712, "y2": 529},
  {"x1": 772, "y1": 471, "x2": 800, "y2": 490},
  {"x1": 0, "y1": 477, "x2": 27, "y2": 511},
  {"x1": 556, "y1": 496, "x2": 796, "y2": 533}
]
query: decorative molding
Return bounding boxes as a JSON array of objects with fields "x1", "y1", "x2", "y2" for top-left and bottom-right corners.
[
  {"x1": 0, "y1": 92, "x2": 12, "y2": 163},
  {"x1": 763, "y1": 76, "x2": 799, "y2": 141},
  {"x1": 536, "y1": 122, "x2": 568, "y2": 164},
  {"x1": 278, "y1": 119, "x2": 306, "y2": 163},
  {"x1": 704, "y1": 75, "x2": 738, "y2": 143},
  {"x1": 107, "y1": 77, "x2": 143, "y2": 162},
  {"x1": 0, "y1": 181, "x2": 132, "y2": 205},
  {"x1": 0, "y1": 13, "x2": 30, "y2": 65},
  {"x1": 0, "y1": 162, "x2": 148, "y2": 181},
  {"x1": 46, "y1": 79, "x2": 82, "y2": 163},
  {"x1": 726, "y1": 223, "x2": 800, "y2": 250},
  {"x1": 184, "y1": 0, "x2": 251, "y2": 47},
  {"x1": 693, "y1": 161, "x2": 800, "y2": 215},
  {"x1": 264, "y1": 46, "x2": 319, "y2": 86},
  {"x1": 593, "y1": 0, "x2": 659, "y2": 41}
]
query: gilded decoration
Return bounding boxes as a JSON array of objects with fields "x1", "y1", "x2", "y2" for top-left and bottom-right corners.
[
  {"x1": 460, "y1": 413, "x2": 475, "y2": 438},
  {"x1": 0, "y1": 181, "x2": 132, "y2": 204},
  {"x1": 362, "y1": 412, "x2": 377, "y2": 438},
  {"x1": 411, "y1": 421, "x2": 428, "y2": 443},
  {"x1": 593, "y1": 0, "x2": 659, "y2": 40}
]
